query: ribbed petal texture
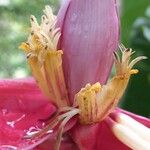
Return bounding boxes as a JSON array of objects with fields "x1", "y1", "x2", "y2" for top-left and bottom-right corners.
[{"x1": 57, "y1": 0, "x2": 119, "y2": 103}]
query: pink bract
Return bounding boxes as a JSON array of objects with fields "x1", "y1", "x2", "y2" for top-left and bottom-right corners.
[
  {"x1": 70, "y1": 110, "x2": 150, "y2": 150},
  {"x1": 0, "y1": 79, "x2": 76, "y2": 150},
  {"x1": 0, "y1": 79, "x2": 55, "y2": 149},
  {"x1": 57, "y1": 0, "x2": 119, "y2": 103}
]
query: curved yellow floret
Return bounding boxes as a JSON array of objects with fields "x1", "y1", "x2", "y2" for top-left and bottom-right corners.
[
  {"x1": 75, "y1": 44, "x2": 147, "y2": 124},
  {"x1": 20, "y1": 6, "x2": 69, "y2": 107}
]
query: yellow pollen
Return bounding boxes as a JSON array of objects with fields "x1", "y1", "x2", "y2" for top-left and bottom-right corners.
[
  {"x1": 76, "y1": 82, "x2": 101, "y2": 124},
  {"x1": 130, "y1": 69, "x2": 139, "y2": 75}
]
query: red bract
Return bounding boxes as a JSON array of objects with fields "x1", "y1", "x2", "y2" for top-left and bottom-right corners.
[
  {"x1": 0, "y1": 72, "x2": 149, "y2": 150},
  {"x1": 0, "y1": 79, "x2": 54, "y2": 149},
  {"x1": 70, "y1": 121, "x2": 130, "y2": 150},
  {"x1": 0, "y1": 79, "x2": 76, "y2": 150},
  {"x1": 0, "y1": 79, "x2": 149, "y2": 149},
  {"x1": 69, "y1": 110, "x2": 150, "y2": 150}
]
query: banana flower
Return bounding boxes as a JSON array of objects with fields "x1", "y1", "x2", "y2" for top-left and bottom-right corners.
[{"x1": 0, "y1": 0, "x2": 150, "y2": 150}]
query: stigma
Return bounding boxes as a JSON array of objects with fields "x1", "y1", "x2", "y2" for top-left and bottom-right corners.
[
  {"x1": 20, "y1": 6, "x2": 69, "y2": 107},
  {"x1": 75, "y1": 45, "x2": 147, "y2": 125}
]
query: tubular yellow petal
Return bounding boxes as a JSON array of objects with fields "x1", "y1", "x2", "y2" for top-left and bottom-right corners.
[
  {"x1": 43, "y1": 50, "x2": 69, "y2": 107},
  {"x1": 27, "y1": 56, "x2": 54, "y2": 102},
  {"x1": 75, "y1": 45, "x2": 146, "y2": 124},
  {"x1": 96, "y1": 46, "x2": 144, "y2": 120},
  {"x1": 20, "y1": 6, "x2": 69, "y2": 107}
]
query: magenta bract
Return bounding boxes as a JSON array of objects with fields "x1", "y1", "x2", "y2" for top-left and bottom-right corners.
[
  {"x1": 0, "y1": 79, "x2": 77, "y2": 150},
  {"x1": 70, "y1": 110, "x2": 150, "y2": 150},
  {"x1": 0, "y1": 79, "x2": 150, "y2": 149},
  {"x1": 0, "y1": 79, "x2": 56, "y2": 149}
]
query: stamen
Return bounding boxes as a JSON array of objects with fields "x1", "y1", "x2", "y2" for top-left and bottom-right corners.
[
  {"x1": 129, "y1": 56, "x2": 147, "y2": 68},
  {"x1": 24, "y1": 108, "x2": 79, "y2": 150},
  {"x1": 25, "y1": 109, "x2": 76, "y2": 139},
  {"x1": 55, "y1": 109, "x2": 79, "y2": 150},
  {"x1": 58, "y1": 107, "x2": 76, "y2": 113},
  {"x1": 76, "y1": 82, "x2": 101, "y2": 124},
  {"x1": 113, "y1": 51, "x2": 120, "y2": 63}
]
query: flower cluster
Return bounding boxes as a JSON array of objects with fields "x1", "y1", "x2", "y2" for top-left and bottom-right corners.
[{"x1": 0, "y1": 0, "x2": 150, "y2": 150}]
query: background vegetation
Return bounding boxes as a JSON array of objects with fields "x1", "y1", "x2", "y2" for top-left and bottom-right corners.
[
  {"x1": 121, "y1": 0, "x2": 150, "y2": 117},
  {"x1": 0, "y1": 0, "x2": 149, "y2": 117}
]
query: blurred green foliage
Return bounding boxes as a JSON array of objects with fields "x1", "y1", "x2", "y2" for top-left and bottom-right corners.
[
  {"x1": 121, "y1": 0, "x2": 150, "y2": 45},
  {"x1": 0, "y1": 0, "x2": 59, "y2": 78},
  {"x1": 121, "y1": 1, "x2": 150, "y2": 117},
  {"x1": 0, "y1": 0, "x2": 149, "y2": 117}
]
